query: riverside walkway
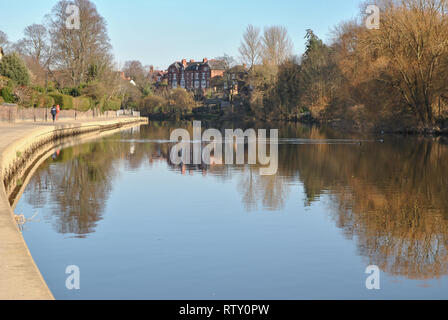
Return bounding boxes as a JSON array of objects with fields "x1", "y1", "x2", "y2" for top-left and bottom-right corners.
[{"x1": 0, "y1": 117, "x2": 147, "y2": 300}]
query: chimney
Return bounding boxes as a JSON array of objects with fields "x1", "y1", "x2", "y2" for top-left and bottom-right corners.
[
  {"x1": 182, "y1": 59, "x2": 187, "y2": 67},
  {"x1": 203, "y1": 58, "x2": 208, "y2": 63},
  {"x1": 150, "y1": 66, "x2": 154, "y2": 73}
]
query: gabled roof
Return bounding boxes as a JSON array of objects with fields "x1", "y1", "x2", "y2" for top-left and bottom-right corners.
[
  {"x1": 168, "y1": 59, "x2": 227, "y2": 72},
  {"x1": 185, "y1": 62, "x2": 202, "y2": 71},
  {"x1": 169, "y1": 61, "x2": 184, "y2": 70},
  {"x1": 206, "y1": 60, "x2": 226, "y2": 70}
]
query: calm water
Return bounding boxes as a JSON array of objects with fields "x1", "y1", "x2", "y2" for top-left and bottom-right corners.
[{"x1": 15, "y1": 122, "x2": 448, "y2": 300}]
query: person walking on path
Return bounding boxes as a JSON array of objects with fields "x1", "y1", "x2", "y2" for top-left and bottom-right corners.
[
  {"x1": 56, "y1": 104, "x2": 60, "y2": 120},
  {"x1": 50, "y1": 105, "x2": 57, "y2": 123}
]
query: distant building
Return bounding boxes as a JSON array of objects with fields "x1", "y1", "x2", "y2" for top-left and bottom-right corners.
[
  {"x1": 167, "y1": 58, "x2": 226, "y2": 90},
  {"x1": 0, "y1": 47, "x2": 4, "y2": 61},
  {"x1": 148, "y1": 66, "x2": 167, "y2": 84}
]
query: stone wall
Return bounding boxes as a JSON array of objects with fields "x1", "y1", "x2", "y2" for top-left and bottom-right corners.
[{"x1": 0, "y1": 104, "x2": 126, "y2": 122}]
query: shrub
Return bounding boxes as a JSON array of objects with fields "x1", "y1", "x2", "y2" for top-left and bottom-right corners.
[
  {"x1": 49, "y1": 93, "x2": 74, "y2": 109},
  {"x1": 1, "y1": 87, "x2": 17, "y2": 103},
  {"x1": 32, "y1": 93, "x2": 55, "y2": 108},
  {"x1": 0, "y1": 75, "x2": 9, "y2": 89},
  {"x1": 103, "y1": 97, "x2": 122, "y2": 111},
  {"x1": 142, "y1": 95, "x2": 168, "y2": 114},
  {"x1": 171, "y1": 88, "x2": 196, "y2": 112},
  {"x1": 73, "y1": 96, "x2": 92, "y2": 111},
  {"x1": 44, "y1": 95, "x2": 55, "y2": 107},
  {"x1": 0, "y1": 53, "x2": 30, "y2": 86},
  {"x1": 33, "y1": 86, "x2": 45, "y2": 93},
  {"x1": 61, "y1": 87, "x2": 81, "y2": 97}
]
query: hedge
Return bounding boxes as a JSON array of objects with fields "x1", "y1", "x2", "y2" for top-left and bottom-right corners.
[
  {"x1": 1, "y1": 87, "x2": 16, "y2": 103},
  {"x1": 73, "y1": 96, "x2": 92, "y2": 111},
  {"x1": 49, "y1": 93, "x2": 74, "y2": 109},
  {"x1": 33, "y1": 94, "x2": 54, "y2": 108},
  {"x1": 103, "y1": 97, "x2": 122, "y2": 111}
]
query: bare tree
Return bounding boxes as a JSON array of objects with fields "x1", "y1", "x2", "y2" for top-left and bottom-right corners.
[
  {"x1": 356, "y1": 0, "x2": 448, "y2": 126},
  {"x1": 123, "y1": 60, "x2": 146, "y2": 83},
  {"x1": 261, "y1": 26, "x2": 293, "y2": 66},
  {"x1": 48, "y1": 0, "x2": 112, "y2": 86},
  {"x1": 21, "y1": 24, "x2": 50, "y2": 65},
  {"x1": 239, "y1": 25, "x2": 261, "y2": 70},
  {"x1": 216, "y1": 54, "x2": 236, "y2": 86}
]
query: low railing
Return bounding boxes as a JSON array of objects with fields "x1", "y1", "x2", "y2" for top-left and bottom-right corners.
[{"x1": 0, "y1": 104, "x2": 141, "y2": 123}]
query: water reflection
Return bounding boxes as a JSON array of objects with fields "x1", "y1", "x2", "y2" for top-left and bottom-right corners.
[
  {"x1": 25, "y1": 141, "x2": 120, "y2": 237},
  {"x1": 23, "y1": 122, "x2": 448, "y2": 281}
]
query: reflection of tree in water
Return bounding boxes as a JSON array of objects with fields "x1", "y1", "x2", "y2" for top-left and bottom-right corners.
[
  {"x1": 289, "y1": 131, "x2": 448, "y2": 280},
  {"x1": 26, "y1": 139, "x2": 130, "y2": 237},
  {"x1": 51, "y1": 145, "x2": 113, "y2": 236},
  {"x1": 24, "y1": 122, "x2": 448, "y2": 280},
  {"x1": 237, "y1": 167, "x2": 290, "y2": 211}
]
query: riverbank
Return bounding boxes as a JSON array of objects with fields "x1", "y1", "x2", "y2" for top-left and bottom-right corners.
[{"x1": 0, "y1": 116, "x2": 147, "y2": 300}]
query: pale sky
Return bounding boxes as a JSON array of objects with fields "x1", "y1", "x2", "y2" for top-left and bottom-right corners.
[{"x1": 0, "y1": 0, "x2": 363, "y2": 69}]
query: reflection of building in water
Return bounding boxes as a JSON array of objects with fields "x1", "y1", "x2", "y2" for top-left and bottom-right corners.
[{"x1": 23, "y1": 122, "x2": 448, "y2": 281}]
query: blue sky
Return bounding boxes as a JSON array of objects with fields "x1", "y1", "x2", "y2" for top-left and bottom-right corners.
[{"x1": 0, "y1": 0, "x2": 363, "y2": 69}]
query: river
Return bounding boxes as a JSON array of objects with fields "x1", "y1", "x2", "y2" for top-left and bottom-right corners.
[{"x1": 14, "y1": 121, "x2": 448, "y2": 299}]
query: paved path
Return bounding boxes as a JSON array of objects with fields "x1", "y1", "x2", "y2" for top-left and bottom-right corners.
[{"x1": 0, "y1": 117, "x2": 146, "y2": 300}]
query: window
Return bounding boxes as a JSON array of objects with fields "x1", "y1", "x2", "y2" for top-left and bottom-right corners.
[
  {"x1": 195, "y1": 73, "x2": 199, "y2": 80},
  {"x1": 173, "y1": 73, "x2": 177, "y2": 80}
]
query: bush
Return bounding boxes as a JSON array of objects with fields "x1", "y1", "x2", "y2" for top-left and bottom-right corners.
[
  {"x1": 33, "y1": 86, "x2": 46, "y2": 93},
  {"x1": 49, "y1": 93, "x2": 74, "y2": 109},
  {"x1": 44, "y1": 95, "x2": 55, "y2": 107},
  {"x1": 32, "y1": 94, "x2": 54, "y2": 108},
  {"x1": 103, "y1": 97, "x2": 122, "y2": 111},
  {"x1": 0, "y1": 53, "x2": 30, "y2": 86},
  {"x1": 0, "y1": 75, "x2": 9, "y2": 89},
  {"x1": 170, "y1": 88, "x2": 196, "y2": 111},
  {"x1": 73, "y1": 96, "x2": 92, "y2": 111},
  {"x1": 1, "y1": 87, "x2": 17, "y2": 103},
  {"x1": 61, "y1": 87, "x2": 81, "y2": 97},
  {"x1": 142, "y1": 95, "x2": 168, "y2": 114}
]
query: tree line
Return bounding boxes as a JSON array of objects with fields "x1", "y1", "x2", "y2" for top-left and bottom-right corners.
[
  {"x1": 0, "y1": 0, "x2": 131, "y2": 111},
  {"x1": 237, "y1": 0, "x2": 448, "y2": 132},
  {"x1": 1, "y1": 0, "x2": 447, "y2": 131}
]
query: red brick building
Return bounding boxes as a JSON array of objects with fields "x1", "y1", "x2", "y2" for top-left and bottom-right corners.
[
  {"x1": 148, "y1": 66, "x2": 167, "y2": 85},
  {"x1": 167, "y1": 58, "x2": 226, "y2": 90}
]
